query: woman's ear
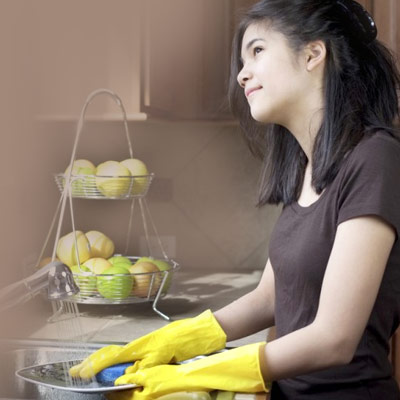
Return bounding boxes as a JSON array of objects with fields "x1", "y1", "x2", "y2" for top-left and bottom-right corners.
[{"x1": 305, "y1": 40, "x2": 326, "y2": 72}]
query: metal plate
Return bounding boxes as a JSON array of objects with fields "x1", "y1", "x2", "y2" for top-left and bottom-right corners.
[{"x1": 16, "y1": 359, "x2": 138, "y2": 394}]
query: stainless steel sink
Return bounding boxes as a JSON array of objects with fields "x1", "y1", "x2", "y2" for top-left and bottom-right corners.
[{"x1": 0, "y1": 339, "x2": 123, "y2": 400}]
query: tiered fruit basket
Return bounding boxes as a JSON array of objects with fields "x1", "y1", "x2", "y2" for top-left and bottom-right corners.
[
  {"x1": 71, "y1": 256, "x2": 178, "y2": 305},
  {"x1": 54, "y1": 171, "x2": 154, "y2": 200},
  {"x1": 38, "y1": 89, "x2": 179, "y2": 321}
]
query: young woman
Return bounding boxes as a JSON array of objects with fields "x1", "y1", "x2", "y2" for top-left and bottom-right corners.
[{"x1": 71, "y1": 1, "x2": 400, "y2": 399}]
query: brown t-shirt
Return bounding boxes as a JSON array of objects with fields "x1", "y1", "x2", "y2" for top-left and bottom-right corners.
[{"x1": 269, "y1": 132, "x2": 400, "y2": 399}]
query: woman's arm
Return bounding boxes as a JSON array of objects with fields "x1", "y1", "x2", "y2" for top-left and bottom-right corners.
[
  {"x1": 260, "y1": 215, "x2": 395, "y2": 381},
  {"x1": 214, "y1": 259, "x2": 276, "y2": 342}
]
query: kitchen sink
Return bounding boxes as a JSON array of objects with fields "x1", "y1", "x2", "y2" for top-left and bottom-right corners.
[
  {"x1": 0, "y1": 339, "x2": 123, "y2": 400},
  {"x1": 0, "y1": 340, "x2": 242, "y2": 400}
]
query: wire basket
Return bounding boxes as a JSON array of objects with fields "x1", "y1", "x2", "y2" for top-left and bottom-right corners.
[
  {"x1": 69, "y1": 257, "x2": 178, "y2": 305},
  {"x1": 54, "y1": 173, "x2": 154, "y2": 199}
]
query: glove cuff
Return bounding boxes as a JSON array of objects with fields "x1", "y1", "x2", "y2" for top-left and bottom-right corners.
[
  {"x1": 198, "y1": 309, "x2": 227, "y2": 349},
  {"x1": 172, "y1": 310, "x2": 227, "y2": 362},
  {"x1": 256, "y1": 342, "x2": 271, "y2": 392}
]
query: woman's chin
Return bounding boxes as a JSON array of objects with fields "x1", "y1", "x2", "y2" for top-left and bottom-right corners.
[{"x1": 250, "y1": 109, "x2": 272, "y2": 124}]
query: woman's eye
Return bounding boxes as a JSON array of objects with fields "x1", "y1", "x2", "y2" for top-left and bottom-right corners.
[{"x1": 253, "y1": 47, "x2": 263, "y2": 56}]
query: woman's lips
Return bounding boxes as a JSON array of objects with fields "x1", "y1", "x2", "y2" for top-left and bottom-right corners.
[{"x1": 245, "y1": 87, "x2": 262, "y2": 98}]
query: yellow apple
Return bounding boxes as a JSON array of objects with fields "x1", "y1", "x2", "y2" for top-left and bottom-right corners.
[
  {"x1": 85, "y1": 230, "x2": 115, "y2": 259},
  {"x1": 63, "y1": 160, "x2": 96, "y2": 196},
  {"x1": 152, "y1": 259, "x2": 173, "y2": 294},
  {"x1": 64, "y1": 159, "x2": 96, "y2": 175},
  {"x1": 129, "y1": 261, "x2": 161, "y2": 298},
  {"x1": 121, "y1": 158, "x2": 149, "y2": 195},
  {"x1": 83, "y1": 257, "x2": 112, "y2": 274},
  {"x1": 134, "y1": 257, "x2": 173, "y2": 294},
  {"x1": 134, "y1": 256, "x2": 154, "y2": 264},
  {"x1": 95, "y1": 161, "x2": 131, "y2": 198},
  {"x1": 56, "y1": 231, "x2": 91, "y2": 268}
]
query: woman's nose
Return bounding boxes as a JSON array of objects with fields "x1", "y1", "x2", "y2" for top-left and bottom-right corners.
[{"x1": 237, "y1": 66, "x2": 251, "y2": 88}]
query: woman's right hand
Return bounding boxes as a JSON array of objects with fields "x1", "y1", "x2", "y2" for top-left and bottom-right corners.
[{"x1": 69, "y1": 309, "x2": 227, "y2": 379}]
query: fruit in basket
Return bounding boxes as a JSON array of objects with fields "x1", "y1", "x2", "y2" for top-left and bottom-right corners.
[
  {"x1": 83, "y1": 257, "x2": 112, "y2": 273},
  {"x1": 153, "y1": 259, "x2": 173, "y2": 294},
  {"x1": 129, "y1": 261, "x2": 161, "y2": 297},
  {"x1": 108, "y1": 255, "x2": 132, "y2": 268},
  {"x1": 95, "y1": 161, "x2": 131, "y2": 198},
  {"x1": 97, "y1": 265, "x2": 133, "y2": 300},
  {"x1": 63, "y1": 160, "x2": 96, "y2": 196},
  {"x1": 135, "y1": 256, "x2": 154, "y2": 264},
  {"x1": 70, "y1": 264, "x2": 97, "y2": 294},
  {"x1": 85, "y1": 230, "x2": 115, "y2": 259},
  {"x1": 64, "y1": 159, "x2": 96, "y2": 177},
  {"x1": 121, "y1": 158, "x2": 149, "y2": 195},
  {"x1": 56, "y1": 231, "x2": 91, "y2": 268}
]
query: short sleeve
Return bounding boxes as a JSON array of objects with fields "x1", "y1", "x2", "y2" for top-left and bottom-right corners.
[{"x1": 337, "y1": 133, "x2": 400, "y2": 238}]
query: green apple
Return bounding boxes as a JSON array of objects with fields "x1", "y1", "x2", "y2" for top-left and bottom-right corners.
[
  {"x1": 97, "y1": 265, "x2": 133, "y2": 300},
  {"x1": 70, "y1": 264, "x2": 97, "y2": 294},
  {"x1": 95, "y1": 161, "x2": 131, "y2": 198},
  {"x1": 121, "y1": 158, "x2": 149, "y2": 195},
  {"x1": 86, "y1": 231, "x2": 115, "y2": 259},
  {"x1": 129, "y1": 261, "x2": 161, "y2": 297},
  {"x1": 108, "y1": 255, "x2": 132, "y2": 268},
  {"x1": 56, "y1": 231, "x2": 91, "y2": 268}
]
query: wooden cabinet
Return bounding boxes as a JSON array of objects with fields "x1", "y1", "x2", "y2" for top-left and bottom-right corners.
[
  {"x1": 371, "y1": 0, "x2": 400, "y2": 61},
  {"x1": 33, "y1": 0, "x2": 145, "y2": 120},
  {"x1": 34, "y1": 0, "x2": 248, "y2": 121},
  {"x1": 140, "y1": 0, "x2": 232, "y2": 120}
]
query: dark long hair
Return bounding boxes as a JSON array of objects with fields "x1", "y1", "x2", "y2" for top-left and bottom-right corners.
[{"x1": 229, "y1": 0, "x2": 400, "y2": 206}]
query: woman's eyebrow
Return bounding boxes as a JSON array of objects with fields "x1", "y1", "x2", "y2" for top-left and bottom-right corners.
[
  {"x1": 240, "y1": 38, "x2": 266, "y2": 63},
  {"x1": 245, "y1": 38, "x2": 266, "y2": 51}
]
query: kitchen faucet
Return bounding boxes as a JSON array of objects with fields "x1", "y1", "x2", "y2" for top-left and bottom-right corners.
[{"x1": 0, "y1": 261, "x2": 79, "y2": 312}]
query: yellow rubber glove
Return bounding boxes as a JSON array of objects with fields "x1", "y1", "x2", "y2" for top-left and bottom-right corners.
[
  {"x1": 106, "y1": 343, "x2": 269, "y2": 400},
  {"x1": 70, "y1": 310, "x2": 226, "y2": 379}
]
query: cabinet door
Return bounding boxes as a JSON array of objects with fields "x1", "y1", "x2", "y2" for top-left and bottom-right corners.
[
  {"x1": 34, "y1": 0, "x2": 144, "y2": 119},
  {"x1": 372, "y1": 0, "x2": 400, "y2": 61},
  {"x1": 140, "y1": 0, "x2": 232, "y2": 120}
]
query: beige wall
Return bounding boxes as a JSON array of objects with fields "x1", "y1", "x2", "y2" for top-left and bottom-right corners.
[
  {"x1": 25, "y1": 120, "x2": 280, "y2": 272},
  {"x1": 1, "y1": 116, "x2": 281, "y2": 287},
  {"x1": 0, "y1": 1, "x2": 281, "y2": 290}
]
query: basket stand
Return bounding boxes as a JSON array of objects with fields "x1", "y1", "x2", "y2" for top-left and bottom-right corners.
[{"x1": 37, "y1": 89, "x2": 178, "y2": 322}]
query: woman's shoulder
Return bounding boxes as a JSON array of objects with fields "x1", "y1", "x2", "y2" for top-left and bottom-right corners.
[{"x1": 346, "y1": 130, "x2": 400, "y2": 166}]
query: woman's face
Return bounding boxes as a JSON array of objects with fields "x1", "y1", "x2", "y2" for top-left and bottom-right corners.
[{"x1": 238, "y1": 23, "x2": 311, "y2": 126}]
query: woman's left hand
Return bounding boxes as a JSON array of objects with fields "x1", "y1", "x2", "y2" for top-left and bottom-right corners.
[{"x1": 106, "y1": 343, "x2": 269, "y2": 400}]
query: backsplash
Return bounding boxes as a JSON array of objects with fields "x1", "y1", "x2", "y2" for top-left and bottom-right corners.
[{"x1": 2, "y1": 119, "x2": 281, "y2": 286}]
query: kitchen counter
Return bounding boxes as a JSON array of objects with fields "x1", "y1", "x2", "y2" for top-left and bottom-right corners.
[{"x1": 6, "y1": 269, "x2": 269, "y2": 347}]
